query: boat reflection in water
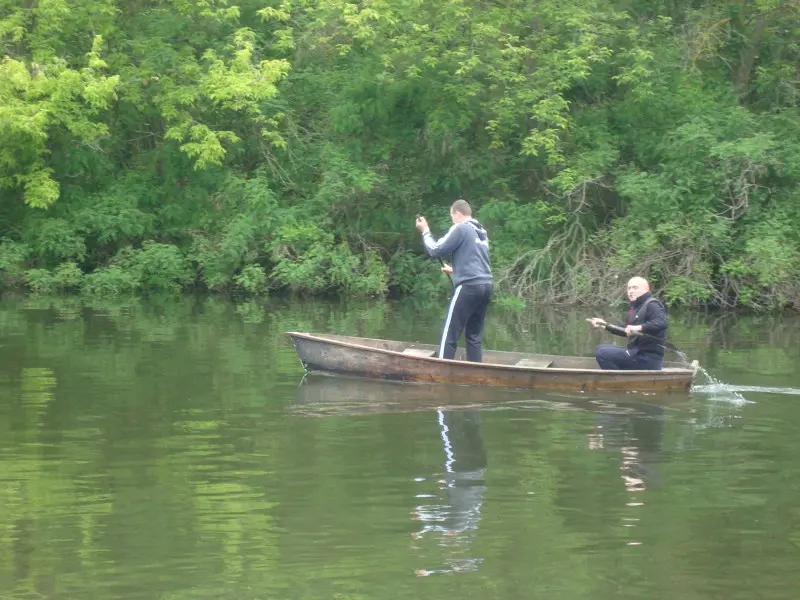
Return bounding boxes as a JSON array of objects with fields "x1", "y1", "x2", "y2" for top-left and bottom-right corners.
[
  {"x1": 291, "y1": 372, "x2": 683, "y2": 418},
  {"x1": 292, "y1": 373, "x2": 533, "y2": 416},
  {"x1": 293, "y1": 375, "x2": 500, "y2": 576},
  {"x1": 292, "y1": 374, "x2": 678, "y2": 573}
]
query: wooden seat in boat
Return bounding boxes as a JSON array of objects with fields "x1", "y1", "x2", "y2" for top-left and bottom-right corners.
[
  {"x1": 401, "y1": 348, "x2": 437, "y2": 358},
  {"x1": 514, "y1": 357, "x2": 553, "y2": 369}
]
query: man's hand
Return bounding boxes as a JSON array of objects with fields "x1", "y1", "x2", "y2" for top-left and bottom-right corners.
[
  {"x1": 587, "y1": 318, "x2": 607, "y2": 329},
  {"x1": 441, "y1": 263, "x2": 453, "y2": 275},
  {"x1": 625, "y1": 324, "x2": 643, "y2": 336},
  {"x1": 415, "y1": 215, "x2": 429, "y2": 233}
]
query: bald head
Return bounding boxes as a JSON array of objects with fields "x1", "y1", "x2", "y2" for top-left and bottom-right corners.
[{"x1": 627, "y1": 277, "x2": 650, "y2": 302}]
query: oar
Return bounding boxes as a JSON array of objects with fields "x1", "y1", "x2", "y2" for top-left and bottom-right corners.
[
  {"x1": 438, "y1": 258, "x2": 453, "y2": 285},
  {"x1": 586, "y1": 319, "x2": 683, "y2": 353}
]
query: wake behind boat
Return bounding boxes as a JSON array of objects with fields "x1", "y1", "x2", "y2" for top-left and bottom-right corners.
[{"x1": 286, "y1": 332, "x2": 698, "y2": 393}]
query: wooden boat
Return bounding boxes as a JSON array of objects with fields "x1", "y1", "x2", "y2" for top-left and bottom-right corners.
[{"x1": 286, "y1": 332, "x2": 699, "y2": 393}]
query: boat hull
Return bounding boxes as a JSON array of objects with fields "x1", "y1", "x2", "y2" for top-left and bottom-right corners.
[{"x1": 287, "y1": 332, "x2": 696, "y2": 393}]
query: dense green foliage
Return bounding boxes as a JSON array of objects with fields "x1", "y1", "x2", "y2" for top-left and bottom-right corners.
[{"x1": 2, "y1": 0, "x2": 799, "y2": 308}]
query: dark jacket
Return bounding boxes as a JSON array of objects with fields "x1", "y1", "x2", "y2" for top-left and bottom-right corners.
[
  {"x1": 606, "y1": 292, "x2": 668, "y2": 360},
  {"x1": 422, "y1": 219, "x2": 492, "y2": 288}
]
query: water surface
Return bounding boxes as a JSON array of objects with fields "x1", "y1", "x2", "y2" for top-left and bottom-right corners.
[{"x1": 1, "y1": 296, "x2": 798, "y2": 599}]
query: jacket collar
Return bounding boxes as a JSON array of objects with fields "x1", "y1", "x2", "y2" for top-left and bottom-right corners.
[{"x1": 631, "y1": 291, "x2": 653, "y2": 309}]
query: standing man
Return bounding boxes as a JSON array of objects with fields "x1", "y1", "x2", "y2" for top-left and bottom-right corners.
[
  {"x1": 588, "y1": 276, "x2": 668, "y2": 370},
  {"x1": 415, "y1": 200, "x2": 493, "y2": 362}
]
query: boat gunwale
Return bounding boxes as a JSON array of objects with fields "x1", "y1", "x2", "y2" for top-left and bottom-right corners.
[{"x1": 286, "y1": 331, "x2": 696, "y2": 376}]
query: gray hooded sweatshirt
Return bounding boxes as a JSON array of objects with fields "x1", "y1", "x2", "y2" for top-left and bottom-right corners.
[{"x1": 422, "y1": 219, "x2": 492, "y2": 288}]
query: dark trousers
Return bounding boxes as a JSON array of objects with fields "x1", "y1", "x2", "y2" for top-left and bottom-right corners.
[
  {"x1": 439, "y1": 283, "x2": 493, "y2": 362},
  {"x1": 595, "y1": 345, "x2": 663, "y2": 371}
]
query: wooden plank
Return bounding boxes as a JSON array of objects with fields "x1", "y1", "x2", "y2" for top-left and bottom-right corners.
[
  {"x1": 514, "y1": 358, "x2": 553, "y2": 369},
  {"x1": 402, "y1": 348, "x2": 437, "y2": 358}
]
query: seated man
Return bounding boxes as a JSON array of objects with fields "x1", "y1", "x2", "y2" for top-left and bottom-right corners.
[{"x1": 587, "y1": 277, "x2": 668, "y2": 370}]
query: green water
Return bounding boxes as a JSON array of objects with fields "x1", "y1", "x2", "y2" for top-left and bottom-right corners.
[{"x1": 1, "y1": 296, "x2": 799, "y2": 599}]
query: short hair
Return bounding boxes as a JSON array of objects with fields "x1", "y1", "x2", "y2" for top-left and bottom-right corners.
[{"x1": 450, "y1": 199, "x2": 472, "y2": 217}]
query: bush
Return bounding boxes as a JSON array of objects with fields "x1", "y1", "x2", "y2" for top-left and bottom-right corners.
[
  {"x1": 24, "y1": 218, "x2": 86, "y2": 264},
  {"x1": 269, "y1": 223, "x2": 389, "y2": 296},
  {"x1": 82, "y1": 266, "x2": 140, "y2": 297},
  {"x1": 24, "y1": 269, "x2": 56, "y2": 294},
  {"x1": 0, "y1": 241, "x2": 30, "y2": 288},
  {"x1": 24, "y1": 262, "x2": 84, "y2": 294},
  {"x1": 114, "y1": 242, "x2": 193, "y2": 293},
  {"x1": 234, "y1": 264, "x2": 267, "y2": 295},
  {"x1": 387, "y1": 250, "x2": 448, "y2": 298},
  {"x1": 53, "y1": 262, "x2": 84, "y2": 291}
]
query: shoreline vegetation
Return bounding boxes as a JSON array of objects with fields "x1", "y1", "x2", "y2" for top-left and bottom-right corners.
[{"x1": 2, "y1": 1, "x2": 799, "y2": 310}]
